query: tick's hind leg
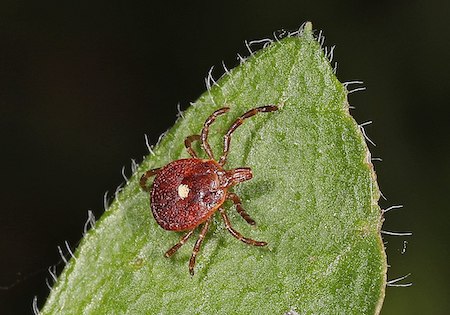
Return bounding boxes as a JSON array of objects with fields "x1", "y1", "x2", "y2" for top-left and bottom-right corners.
[
  {"x1": 219, "y1": 208, "x2": 267, "y2": 246},
  {"x1": 227, "y1": 192, "x2": 256, "y2": 225},
  {"x1": 184, "y1": 134, "x2": 201, "y2": 158},
  {"x1": 140, "y1": 168, "x2": 161, "y2": 191},
  {"x1": 164, "y1": 230, "x2": 195, "y2": 258},
  {"x1": 189, "y1": 217, "x2": 212, "y2": 276},
  {"x1": 218, "y1": 105, "x2": 278, "y2": 166}
]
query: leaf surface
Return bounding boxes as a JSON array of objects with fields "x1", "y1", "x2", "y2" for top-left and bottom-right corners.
[{"x1": 42, "y1": 23, "x2": 386, "y2": 314}]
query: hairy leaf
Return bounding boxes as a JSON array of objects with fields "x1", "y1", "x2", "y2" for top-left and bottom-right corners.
[{"x1": 42, "y1": 22, "x2": 386, "y2": 314}]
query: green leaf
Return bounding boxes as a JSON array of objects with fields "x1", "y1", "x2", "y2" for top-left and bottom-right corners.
[{"x1": 42, "y1": 22, "x2": 386, "y2": 314}]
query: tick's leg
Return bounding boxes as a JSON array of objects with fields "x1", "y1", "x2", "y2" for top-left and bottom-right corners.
[
  {"x1": 201, "y1": 107, "x2": 230, "y2": 160},
  {"x1": 218, "y1": 105, "x2": 278, "y2": 166},
  {"x1": 219, "y1": 208, "x2": 267, "y2": 246},
  {"x1": 164, "y1": 229, "x2": 195, "y2": 258},
  {"x1": 139, "y1": 168, "x2": 161, "y2": 191},
  {"x1": 184, "y1": 134, "x2": 201, "y2": 158},
  {"x1": 227, "y1": 192, "x2": 256, "y2": 225},
  {"x1": 189, "y1": 217, "x2": 212, "y2": 276}
]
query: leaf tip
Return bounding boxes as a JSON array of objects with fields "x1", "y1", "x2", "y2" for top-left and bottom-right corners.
[{"x1": 303, "y1": 21, "x2": 313, "y2": 33}]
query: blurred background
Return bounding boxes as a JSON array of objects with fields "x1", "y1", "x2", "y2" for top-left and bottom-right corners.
[{"x1": 0, "y1": 1, "x2": 448, "y2": 314}]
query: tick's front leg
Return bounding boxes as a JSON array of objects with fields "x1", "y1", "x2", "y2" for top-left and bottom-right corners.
[
  {"x1": 227, "y1": 192, "x2": 256, "y2": 225},
  {"x1": 219, "y1": 207, "x2": 267, "y2": 247}
]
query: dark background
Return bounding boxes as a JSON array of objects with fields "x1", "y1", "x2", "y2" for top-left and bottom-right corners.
[{"x1": 1, "y1": 1, "x2": 448, "y2": 314}]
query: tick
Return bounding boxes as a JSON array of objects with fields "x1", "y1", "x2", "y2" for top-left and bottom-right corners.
[{"x1": 140, "y1": 105, "x2": 278, "y2": 275}]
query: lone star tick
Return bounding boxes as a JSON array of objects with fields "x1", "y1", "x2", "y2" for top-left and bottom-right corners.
[{"x1": 140, "y1": 105, "x2": 278, "y2": 275}]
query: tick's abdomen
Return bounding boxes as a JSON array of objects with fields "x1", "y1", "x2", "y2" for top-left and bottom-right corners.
[{"x1": 151, "y1": 158, "x2": 226, "y2": 231}]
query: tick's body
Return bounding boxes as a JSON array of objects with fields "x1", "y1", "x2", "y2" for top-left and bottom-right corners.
[
  {"x1": 140, "y1": 105, "x2": 278, "y2": 275},
  {"x1": 151, "y1": 159, "x2": 226, "y2": 231}
]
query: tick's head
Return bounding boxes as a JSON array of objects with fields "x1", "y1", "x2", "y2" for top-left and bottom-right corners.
[{"x1": 219, "y1": 167, "x2": 253, "y2": 188}]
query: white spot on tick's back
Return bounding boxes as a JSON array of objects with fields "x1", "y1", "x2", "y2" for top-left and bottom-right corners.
[{"x1": 178, "y1": 184, "x2": 190, "y2": 200}]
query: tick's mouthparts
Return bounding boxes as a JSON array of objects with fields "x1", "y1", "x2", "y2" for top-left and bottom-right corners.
[{"x1": 227, "y1": 167, "x2": 253, "y2": 186}]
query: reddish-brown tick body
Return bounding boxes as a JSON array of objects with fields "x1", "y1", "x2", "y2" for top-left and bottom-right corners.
[
  {"x1": 140, "y1": 105, "x2": 278, "y2": 275},
  {"x1": 151, "y1": 158, "x2": 227, "y2": 231}
]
